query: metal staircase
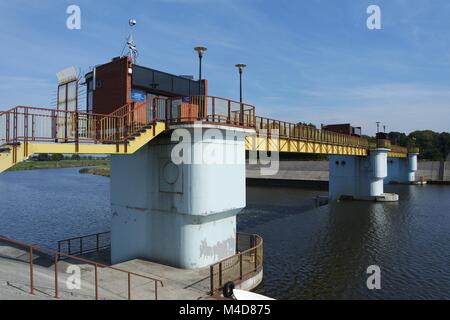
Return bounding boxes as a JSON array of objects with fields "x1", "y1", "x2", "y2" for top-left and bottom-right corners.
[{"x1": 0, "y1": 102, "x2": 167, "y2": 173}]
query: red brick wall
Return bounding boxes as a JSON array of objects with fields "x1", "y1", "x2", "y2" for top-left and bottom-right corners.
[
  {"x1": 92, "y1": 57, "x2": 132, "y2": 114},
  {"x1": 323, "y1": 124, "x2": 352, "y2": 135}
]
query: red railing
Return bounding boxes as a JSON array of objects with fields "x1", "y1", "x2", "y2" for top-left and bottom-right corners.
[
  {"x1": 153, "y1": 96, "x2": 256, "y2": 128},
  {"x1": 210, "y1": 233, "x2": 263, "y2": 295},
  {"x1": 0, "y1": 235, "x2": 163, "y2": 300},
  {"x1": 0, "y1": 95, "x2": 256, "y2": 149},
  {"x1": 0, "y1": 97, "x2": 409, "y2": 157}
]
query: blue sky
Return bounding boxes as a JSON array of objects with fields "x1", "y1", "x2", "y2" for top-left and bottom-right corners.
[{"x1": 1, "y1": 0, "x2": 450, "y2": 135}]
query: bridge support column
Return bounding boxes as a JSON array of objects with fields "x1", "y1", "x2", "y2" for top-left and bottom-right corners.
[
  {"x1": 110, "y1": 124, "x2": 254, "y2": 269},
  {"x1": 329, "y1": 148, "x2": 398, "y2": 202},
  {"x1": 386, "y1": 153, "x2": 419, "y2": 184}
]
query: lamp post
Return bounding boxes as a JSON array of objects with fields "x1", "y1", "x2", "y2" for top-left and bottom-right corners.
[
  {"x1": 235, "y1": 64, "x2": 247, "y2": 125},
  {"x1": 194, "y1": 46, "x2": 207, "y2": 95}
]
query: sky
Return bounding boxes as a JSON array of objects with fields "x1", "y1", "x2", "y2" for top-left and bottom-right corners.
[{"x1": 0, "y1": 0, "x2": 450, "y2": 135}]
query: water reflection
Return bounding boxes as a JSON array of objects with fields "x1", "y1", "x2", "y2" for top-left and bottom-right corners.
[
  {"x1": 244, "y1": 185, "x2": 450, "y2": 300},
  {"x1": 0, "y1": 170, "x2": 449, "y2": 299}
]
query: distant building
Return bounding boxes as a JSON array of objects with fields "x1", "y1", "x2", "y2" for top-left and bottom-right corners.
[{"x1": 322, "y1": 123, "x2": 362, "y2": 137}]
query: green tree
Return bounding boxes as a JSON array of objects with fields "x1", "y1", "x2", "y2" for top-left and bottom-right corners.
[
  {"x1": 437, "y1": 132, "x2": 450, "y2": 160},
  {"x1": 50, "y1": 154, "x2": 64, "y2": 161},
  {"x1": 37, "y1": 153, "x2": 50, "y2": 161},
  {"x1": 409, "y1": 130, "x2": 441, "y2": 160},
  {"x1": 388, "y1": 132, "x2": 409, "y2": 147}
]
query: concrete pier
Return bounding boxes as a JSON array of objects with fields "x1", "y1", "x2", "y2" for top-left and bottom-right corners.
[
  {"x1": 329, "y1": 146, "x2": 398, "y2": 201},
  {"x1": 110, "y1": 124, "x2": 255, "y2": 269},
  {"x1": 386, "y1": 153, "x2": 419, "y2": 184}
]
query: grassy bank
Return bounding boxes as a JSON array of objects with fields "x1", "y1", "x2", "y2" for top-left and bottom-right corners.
[
  {"x1": 79, "y1": 166, "x2": 111, "y2": 177},
  {"x1": 8, "y1": 159, "x2": 110, "y2": 172}
]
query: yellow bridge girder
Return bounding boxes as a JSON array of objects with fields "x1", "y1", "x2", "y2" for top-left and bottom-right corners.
[
  {"x1": 0, "y1": 122, "x2": 167, "y2": 173},
  {"x1": 0, "y1": 122, "x2": 411, "y2": 174},
  {"x1": 245, "y1": 135, "x2": 408, "y2": 158}
]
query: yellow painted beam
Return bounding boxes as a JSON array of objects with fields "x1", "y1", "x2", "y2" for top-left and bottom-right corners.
[
  {"x1": 0, "y1": 122, "x2": 167, "y2": 173},
  {"x1": 245, "y1": 135, "x2": 409, "y2": 158},
  {"x1": 245, "y1": 136, "x2": 369, "y2": 156},
  {"x1": 1, "y1": 123, "x2": 410, "y2": 174}
]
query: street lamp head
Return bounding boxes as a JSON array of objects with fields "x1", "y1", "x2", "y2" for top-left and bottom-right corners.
[
  {"x1": 194, "y1": 46, "x2": 208, "y2": 58},
  {"x1": 235, "y1": 64, "x2": 247, "y2": 72}
]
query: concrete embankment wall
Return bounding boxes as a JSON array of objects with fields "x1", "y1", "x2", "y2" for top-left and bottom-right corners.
[
  {"x1": 247, "y1": 160, "x2": 450, "y2": 184},
  {"x1": 416, "y1": 161, "x2": 450, "y2": 181}
]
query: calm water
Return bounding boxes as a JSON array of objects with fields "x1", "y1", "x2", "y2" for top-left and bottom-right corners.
[{"x1": 0, "y1": 168, "x2": 449, "y2": 299}]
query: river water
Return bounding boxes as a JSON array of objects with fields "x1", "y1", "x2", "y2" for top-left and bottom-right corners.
[{"x1": 0, "y1": 168, "x2": 449, "y2": 299}]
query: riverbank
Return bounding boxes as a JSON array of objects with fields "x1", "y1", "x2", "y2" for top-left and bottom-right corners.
[
  {"x1": 8, "y1": 160, "x2": 110, "y2": 172},
  {"x1": 79, "y1": 166, "x2": 110, "y2": 177}
]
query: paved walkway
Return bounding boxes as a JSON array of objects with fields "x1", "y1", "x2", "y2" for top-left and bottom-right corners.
[{"x1": 0, "y1": 244, "x2": 211, "y2": 300}]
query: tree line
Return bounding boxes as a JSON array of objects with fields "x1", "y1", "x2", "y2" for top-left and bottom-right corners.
[
  {"x1": 34, "y1": 154, "x2": 109, "y2": 161},
  {"x1": 388, "y1": 130, "x2": 450, "y2": 161}
]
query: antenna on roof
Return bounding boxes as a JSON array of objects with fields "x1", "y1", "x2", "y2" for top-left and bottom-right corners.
[{"x1": 122, "y1": 18, "x2": 138, "y2": 63}]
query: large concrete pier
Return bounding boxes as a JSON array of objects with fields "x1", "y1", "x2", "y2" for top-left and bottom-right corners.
[
  {"x1": 110, "y1": 124, "x2": 255, "y2": 269},
  {"x1": 328, "y1": 147, "x2": 397, "y2": 201}
]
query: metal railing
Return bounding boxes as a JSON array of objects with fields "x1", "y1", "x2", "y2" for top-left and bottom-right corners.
[
  {"x1": 0, "y1": 235, "x2": 163, "y2": 300},
  {"x1": 391, "y1": 144, "x2": 409, "y2": 154},
  {"x1": 0, "y1": 95, "x2": 255, "y2": 153},
  {"x1": 153, "y1": 96, "x2": 256, "y2": 128},
  {"x1": 57, "y1": 232, "x2": 110, "y2": 257},
  {"x1": 254, "y1": 116, "x2": 370, "y2": 148},
  {"x1": 210, "y1": 233, "x2": 263, "y2": 295},
  {"x1": 0, "y1": 97, "x2": 411, "y2": 159}
]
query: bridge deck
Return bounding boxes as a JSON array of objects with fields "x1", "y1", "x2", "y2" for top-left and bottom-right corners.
[{"x1": 0, "y1": 96, "x2": 413, "y2": 173}]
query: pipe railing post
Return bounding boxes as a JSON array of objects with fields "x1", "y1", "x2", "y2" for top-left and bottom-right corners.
[
  {"x1": 115, "y1": 117, "x2": 120, "y2": 153},
  {"x1": 6, "y1": 112, "x2": 10, "y2": 144},
  {"x1": 31, "y1": 114, "x2": 35, "y2": 141},
  {"x1": 239, "y1": 254, "x2": 243, "y2": 280},
  {"x1": 210, "y1": 266, "x2": 214, "y2": 295},
  {"x1": 95, "y1": 264, "x2": 99, "y2": 300},
  {"x1": 29, "y1": 246, "x2": 34, "y2": 295},
  {"x1": 75, "y1": 111, "x2": 79, "y2": 153},
  {"x1": 152, "y1": 99, "x2": 157, "y2": 122},
  {"x1": 54, "y1": 253, "x2": 59, "y2": 299},
  {"x1": 127, "y1": 273, "x2": 131, "y2": 300},
  {"x1": 212, "y1": 97, "x2": 216, "y2": 122},
  {"x1": 219, "y1": 262, "x2": 223, "y2": 288},
  {"x1": 164, "y1": 100, "x2": 169, "y2": 125},
  {"x1": 124, "y1": 112, "x2": 128, "y2": 154},
  {"x1": 227, "y1": 100, "x2": 231, "y2": 124},
  {"x1": 254, "y1": 247, "x2": 258, "y2": 272},
  {"x1": 23, "y1": 108, "x2": 28, "y2": 157}
]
